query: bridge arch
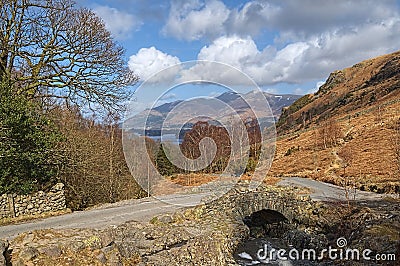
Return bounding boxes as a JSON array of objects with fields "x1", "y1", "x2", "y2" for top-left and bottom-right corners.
[{"x1": 203, "y1": 184, "x2": 323, "y2": 229}]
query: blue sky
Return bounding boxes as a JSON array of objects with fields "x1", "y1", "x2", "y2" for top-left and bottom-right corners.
[{"x1": 76, "y1": 0, "x2": 400, "y2": 106}]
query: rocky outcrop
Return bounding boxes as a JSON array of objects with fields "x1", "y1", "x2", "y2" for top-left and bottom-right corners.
[
  {"x1": 367, "y1": 55, "x2": 400, "y2": 88},
  {"x1": 5, "y1": 210, "x2": 246, "y2": 265},
  {"x1": 316, "y1": 70, "x2": 346, "y2": 95},
  {"x1": 0, "y1": 240, "x2": 9, "y2": 266}
]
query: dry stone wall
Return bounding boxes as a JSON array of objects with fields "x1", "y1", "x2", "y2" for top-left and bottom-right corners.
[{"x1": 0, "y1": 183, "x2": 66, "y2": 219}]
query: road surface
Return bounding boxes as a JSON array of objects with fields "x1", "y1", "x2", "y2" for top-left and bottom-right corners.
[
  {"x1": 0, "y1": 192, "x2": 209, "y2": 240},
  {"x1": 278, "y1": 177, "x2": 385, "y2": 201}
]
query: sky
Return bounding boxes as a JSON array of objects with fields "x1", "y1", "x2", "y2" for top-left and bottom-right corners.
[{"x1": 76, "y1": 0, "x2": 400, "y2": 105}]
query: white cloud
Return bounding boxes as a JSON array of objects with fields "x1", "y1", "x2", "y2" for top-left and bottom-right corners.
[
  {"x1": 208, "y1": 91, "x2": 221, "y2": 97},
  {"x1": 93, "y1": 5, "x2": 142, "y2": 40},
  {"x1": 264, "y1": 88, "x2": 278, "y2": 94},
  {"x1": 266, "y1": 0, "x2": 398, "y2": 41},
  {"x1": 127, "y1": 0, "x2": 400, "y2": 92},
  {"x1": 294, "y1": 87, "x2": 305, "y2": 95},
  {"x1": 162, "y1": 0, "x2": 230, "y2": 41},
  {"x1": 262, "y1": 42, "x2": 310, "y2": 83},
  {"x1": 160, "y1": 93, "x2": 177, "y2": 101},
  {"x1": 287, "y1": 18, "x2": 400, "y2": 82},
  {"x1": 179, "y1": 18, "x2": 400, "y2": 86},
  {"x1": 178, "y1": 35, "x2": 309, "y2": 85},
  {"x1": 225, "y1": 1, "x2": 278, "y2": 36},
  {"x1": 197, "y1": 35, "x2": 259, "y2": 68},
  {"x1": 128, "y1": 47, "x2": 181, "y2": 82},
  {"x1": 129, "y1": 18, "x2": 400, "y2": 87},
  {"x1": 310, "y1": 81, "x2": 326, "y2": 94},
  {"x1": 162, "y1": 0, "x2": 400, "y2": 41}
]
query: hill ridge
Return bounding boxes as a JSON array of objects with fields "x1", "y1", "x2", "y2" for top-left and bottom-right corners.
[
  {"x1": 270, "y1": 50, "x2": 400, "y2": 195},
  {"x1": 277, "y1": 50, "x2": 400, "y2": 134}
]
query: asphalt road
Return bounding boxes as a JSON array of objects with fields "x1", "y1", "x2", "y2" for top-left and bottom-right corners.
[
  {"x1": 0, "y1": 177, "x2": 385, "y2": 240},
  {"x1": 0, "y1": 192, "x2": 209, "y2": 240},
  {"x1": 277, "y1": 177, "x2": 384, "y2": 201}
]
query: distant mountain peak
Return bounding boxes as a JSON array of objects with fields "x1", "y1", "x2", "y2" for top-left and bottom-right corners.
[{"x1": 126, "y1": 90, "x2": 302, "y2": 130}]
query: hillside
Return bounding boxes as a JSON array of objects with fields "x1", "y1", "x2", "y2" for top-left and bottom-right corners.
[{"x1": 269, "y1": 51, "x2": 400, "y2": 194}]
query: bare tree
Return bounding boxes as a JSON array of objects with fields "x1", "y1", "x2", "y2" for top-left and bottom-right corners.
[
  {"x1": 318, "y1": 118, "x2": 342, "y2": 149},
  {"x1": 391, "y1": 118, "x2": 400, "y2": 180},
  {"x1": 338, "y1": 145, "x2": 354, "y2": 205},
  {"x1": 104, "y1": 112, "x2": 120, "y2": 201},
  {"x1": 301, "y1": 111, "x2": 307, "y2": 128},
  {"x1": 181, "y1": 121, "x2": 231, "y2": 173},
  {"x1": 313, "y1": 129, "x2": 319, "y2": 170},
  {"x1": 373, "y1": 106, "x2": 385, "y2": 126},
  {"x1": 0, "y1": 0, "x2": 137, "y2": 110},
  {"x1": 318, "y1": 120, "x2": 329, "y2": 149}
]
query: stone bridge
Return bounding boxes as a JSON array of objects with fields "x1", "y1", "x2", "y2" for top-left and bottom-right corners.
[
  {"x1": 203, "y1": 182, "x2": 325, "y2": 229},
  {"x1": 0, "y1": 182, "x2": 335, "y2": 265}
]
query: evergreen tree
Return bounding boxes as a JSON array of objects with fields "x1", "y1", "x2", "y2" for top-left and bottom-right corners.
[
  {"x1": 0, "y1": 81, "x2": 63, "y2": 194},
  {"x1": 156, "y1": 143, "x2": 180, "y2": 176}
]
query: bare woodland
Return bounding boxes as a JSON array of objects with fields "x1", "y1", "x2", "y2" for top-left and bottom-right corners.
[
  {"x1": 0, "y1": 0, "x2": 144, "y2": 209},
  {"x1": 317, "y1": 118, "x2": 343, "y2": 149}
]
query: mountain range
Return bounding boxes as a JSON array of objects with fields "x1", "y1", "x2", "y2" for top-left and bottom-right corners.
[{"x1": 126, "y1": 91, "x2": 301, "y2": 131}]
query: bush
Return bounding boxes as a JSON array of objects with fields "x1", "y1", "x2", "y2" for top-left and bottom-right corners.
[
  {"x1": 245, "y1": 157, "x2": 258, "y2": 173},
  {"x1": 285, "y1": 146, "x2": 300, "y2": 156}
]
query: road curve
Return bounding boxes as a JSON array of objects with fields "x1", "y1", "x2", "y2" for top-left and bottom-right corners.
[{"x1": 278, "y1": 177, "x2": 385, "y2": 201}]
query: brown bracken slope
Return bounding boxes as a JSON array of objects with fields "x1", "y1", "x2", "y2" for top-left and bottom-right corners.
[{"x1": 268, "y1": 50, "x2": 400, "y2": 194}]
